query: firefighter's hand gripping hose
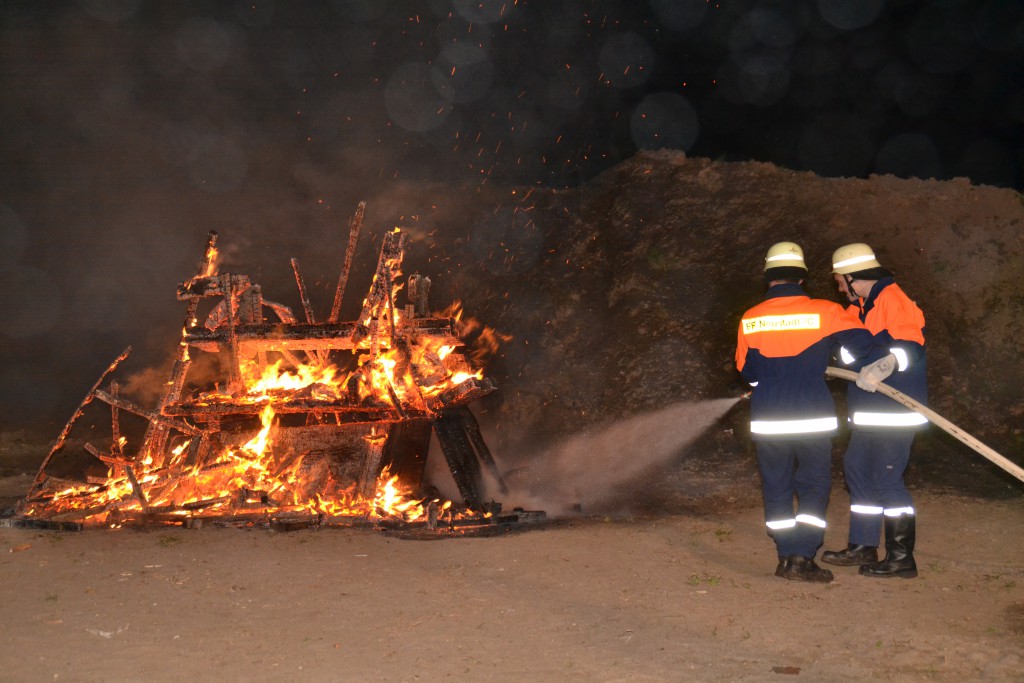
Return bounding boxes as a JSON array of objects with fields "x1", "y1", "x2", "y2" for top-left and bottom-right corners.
[
  {"x1": 856, "y1": 353, "x2": 897, "y2": 392},
  {"x1": 826, "y1": 366, "x2": 1024, "y2": 485}
]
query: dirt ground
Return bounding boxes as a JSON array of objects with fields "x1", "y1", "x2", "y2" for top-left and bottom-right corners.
[
  {"x1": 3, "y1": 152, "x2": 1023, "y2": 681},
  {"x1": 1, "y1": 472, "x2": 1022, "y2": 683}
]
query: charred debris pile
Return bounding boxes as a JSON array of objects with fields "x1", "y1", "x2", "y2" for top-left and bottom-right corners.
[{"x1": 5, "y1": 202, "x2": 544, "y2": 535}]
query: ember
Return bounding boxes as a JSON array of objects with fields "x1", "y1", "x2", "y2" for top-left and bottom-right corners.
[{"x1": 9, "y1": 203, "x2": 542, "y2": 534}]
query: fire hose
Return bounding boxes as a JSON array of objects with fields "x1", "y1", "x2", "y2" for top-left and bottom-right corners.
[{"x1": 825, "y1": 366, "x2": 1024, "y2": 485}]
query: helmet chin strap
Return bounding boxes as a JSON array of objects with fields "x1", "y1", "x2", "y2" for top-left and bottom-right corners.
[{"x1": 843, "y1": 274, "x2": 863, "y2": 307}]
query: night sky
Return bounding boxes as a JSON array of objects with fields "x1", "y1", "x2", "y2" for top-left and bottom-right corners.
[{"x1": 1, "y1": 0, "x2": 1022, "y2": 430}]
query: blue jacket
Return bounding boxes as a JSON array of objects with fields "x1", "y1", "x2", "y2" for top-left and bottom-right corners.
[
  {"x1": 737, "y1": 283, "x2": 877, "y2": 441},
  {"x1": 843, "y1": 278, "x2": 928, "y2": 431}
]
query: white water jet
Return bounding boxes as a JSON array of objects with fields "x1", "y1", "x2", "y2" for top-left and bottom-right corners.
[{"x1": 501, "y1": 397, "x2": 742, "y2": 516}]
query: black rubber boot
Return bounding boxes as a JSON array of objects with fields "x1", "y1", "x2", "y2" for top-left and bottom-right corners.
[
  {"x1": 821, "y1": 544, "x2": 878, "y2": 566},
  {"x1": 859, "y1": 515, "x2": 917, "y2": 579},
  {"x1": 777, "y1": 555, "x2": 834, "y2": 583}
]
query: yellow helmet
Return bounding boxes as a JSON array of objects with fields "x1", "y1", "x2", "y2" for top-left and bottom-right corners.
[
  {"x1": 831, "y1": 243, "x2": 882, "y2": 275},
  {"x1": 764, "y1": 241, "x2": 806, "y2": 271}
]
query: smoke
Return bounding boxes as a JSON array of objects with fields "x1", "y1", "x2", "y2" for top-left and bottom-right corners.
[{"x1": 499, "y1": 397, "x2": 741, "y2": 517}]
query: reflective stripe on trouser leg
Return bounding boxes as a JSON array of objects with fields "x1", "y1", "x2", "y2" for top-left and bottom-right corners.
[
  {"x1": 843, "y1": 431, "x2": 914, "y2": 546},
  {"x1": 756, "y1": 438, "x2": 832, "y2": 558}
]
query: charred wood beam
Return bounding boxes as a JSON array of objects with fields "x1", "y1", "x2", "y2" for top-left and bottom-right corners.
[
  {"x1": 110, "y1": 381, "x2": 122, "y2": 454},
  {"x1": 352, "y1": 229, "x2": 405, "y2": 345},
  {"x1": 25, "y1": 346, "x2": 132, "y2": 501},
  {"x1": 449, "y1": 405, "x2": 508, "y2": 495},
  {"x1": 384, "y1": 269, "x2": 397, "y2": 340},
  {"x1": 161, "y1": 400, "x2": 429, "y2": 422},
  {"x1": 124, "y1": 465, "x2": 149, "y2": 511},
  {"x1": 183, "y1": 318, "x2": 460, "y2": 353},
  {"x1": 290, "y1": 258, "x2": 332, "y2": 367},
  {"x1": 185, "y1": 435, "x2": 205, "y2": 468},
  {"x1": 390, "y1": 338, "x2": 429, "y2": 412},
  {"x1": 290, "y1": 258, "x2": 317, "y2": 325},
  {"x1": 221, "y1": 273, "x2": 244, "y2": 393},
  {"x1": 143, "y1": 231, "x2": 220, "y2": 466},
  {"x1": 26, "y1": 477, "x2": 103, "y2": 502},
  {"x1": 181, "y1": 495, "x2": 232, "y2": 511},
  {"x1": 92, "y1": 389, "x2": 203, "y2": 436},
  {"x1": 2, "y1": 519, "x2": 84, "y2": 532},
  {"x1": 83, "y1": 442, "x2": 132, "y2": 470},
  {"x1": 408, "y1": 274, "x2": 431, "y2": 318},
  {"x1": 357, "y1": 432, "x2": 387, "y2": 499},
  {"x1": 176, "y1": 276, "x2": 222, "y2": 300},
  {"x1": 425, "y1": 377, "x2": 497, "y2": 411},
  {"x1": 330, "y1": 200, "x2": 365, "y2": 324},
  {"x1": 384, "y1": 381, "x2": 407, "y2": 420},
  {"x1": 432, "y1": 410, "x2": 485, "y2": 510}
]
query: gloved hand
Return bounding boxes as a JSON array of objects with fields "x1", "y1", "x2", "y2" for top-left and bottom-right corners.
[{"x1": 856, "y1": 353, "x2": 897, "y2": 392}]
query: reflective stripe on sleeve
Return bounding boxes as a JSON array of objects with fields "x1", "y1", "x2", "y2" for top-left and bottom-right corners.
[
  {"x1": 850, "y1": 504, "x2": 884, "y2": 515},
  {"x1": 852, "y1": 411, "x2": 928, "y2": 427},
  {"x1": 766, "y1": 519, "x2": 796, "y2": 530},
  {"x1": 795, "y1": 514, "x2": 826, "y2": 528},
  {"x1": 890, "y1": 347, "x2": 909, "y2": 371},
  {"x1": 884, "y1": 506, "x2": 915, "y2": 517},
  {"x1": 751, "y1": 416, "x2": 838, "y2": 435},
  {"x1": 839, "y1": 346, "x2": 854, "y2": 365}
]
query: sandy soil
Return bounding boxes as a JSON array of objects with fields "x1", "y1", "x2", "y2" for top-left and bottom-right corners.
[{"x1": 1, "y1": 475, "x2": 1023, "y2": 683}]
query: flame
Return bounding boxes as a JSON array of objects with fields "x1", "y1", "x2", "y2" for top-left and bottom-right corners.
[
  {"x1": 439, "y1": 301, "x2": 512, "y2": 364},
  {"x1": 203, "y1": 246, "x2": 219, "y2": 278},
  {"x1": 25, "y1": 237, "x2": 497, "y2": 527},
  {"x1": 26, "y1": 393, "x2": 440, "y2": 526},
  {"x1": 243, "y1": 359, "x2": 347, "y2": 400},
  {"x1": 241, "y1": 404, "x2": 275, "y2": 456},
  {"x1": 26, "y1": 335, "x2": 487, "y2": 525}
]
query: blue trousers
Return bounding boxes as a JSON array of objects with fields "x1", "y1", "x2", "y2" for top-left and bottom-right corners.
[
  {"x1": 843, "y1": 430, "x2": 915, "y2": 546},
  {"x1": 755, "y1": 438, "x2": 832, "y2": 559}
]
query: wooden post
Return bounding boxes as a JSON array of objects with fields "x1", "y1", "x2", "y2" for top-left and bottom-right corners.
[
  {"x1": 290, "y1": 257, "x2": 317, "y2": 324},
  {"x1": 329, "y1": 201, "x2": 366, "y2": 323},
  {"x1": 25, "y1": 346, "x2": 132, "y2": 500},
  {"x1": 221, "y1": 273, "x2": 243, "y2": 394},
  {"x1": 291, "y1": 257, "x2": 329, "y2": 366},
  {"x1": 140, "y1": 231, "x2": 219, "y2": 467}
]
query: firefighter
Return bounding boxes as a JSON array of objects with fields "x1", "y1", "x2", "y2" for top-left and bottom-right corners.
[
  {"x1": 821, "y1": 243, "x2": 927, "y2": 578},
  {"x1": 736, "y1": 242, "x2": 878, "y2": 583}
]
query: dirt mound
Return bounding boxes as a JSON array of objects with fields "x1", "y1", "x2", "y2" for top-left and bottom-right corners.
[{"x1": 422, "y1": 151, "x2": 1023, "y2": 502}]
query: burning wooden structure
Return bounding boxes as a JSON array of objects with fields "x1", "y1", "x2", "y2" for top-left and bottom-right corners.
[{"x1": 8, "y1": 203, "x2": 541, "y2": 534}]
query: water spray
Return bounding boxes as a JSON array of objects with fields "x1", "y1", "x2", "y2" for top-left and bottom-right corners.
[{"x1": 501, "y1": 396, "x2": 744, "y2": 516}]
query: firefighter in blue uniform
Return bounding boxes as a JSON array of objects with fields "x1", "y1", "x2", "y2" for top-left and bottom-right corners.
[
  {"x1": 821, "y1": 243, "x2": 927, "y2": 578},
  {"x1": 736, "y1": 242, "x2": 878, "y2": 583}
]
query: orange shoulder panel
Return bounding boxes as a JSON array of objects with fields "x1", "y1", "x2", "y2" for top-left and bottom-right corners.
[
  {"x1": 866, "y1": 285, "x2": 925, "y2": 344},
  {"x1": 738, "y1": 297, "x2": 860, "y2": 359}
]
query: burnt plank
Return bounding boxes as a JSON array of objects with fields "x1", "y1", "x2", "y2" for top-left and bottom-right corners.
[
  {"x1": 183, "y1": 318, "x2": 459, "y2": 353},
  {"x1": 432, "y1": 410, "x2": 485, "y2": 510}
]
